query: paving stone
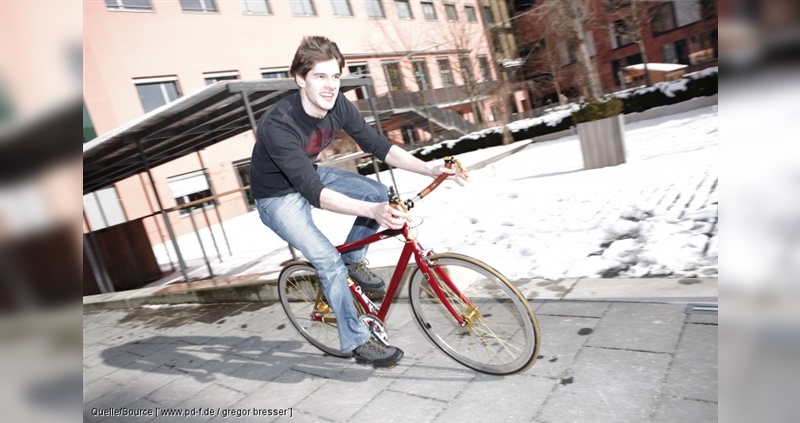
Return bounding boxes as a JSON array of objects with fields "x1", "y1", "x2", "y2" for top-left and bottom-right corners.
[
  {"x1": 436, "y1": 373, "x2": 556, "y2": 422},
  {"x1": 534, "y1": 300, "x2": 610, "y2": 318},
  {"x1": 175, "y1": 383, "x2": 248, "y2": 422},
  {"x1": 387, "y1": 352, "x2": 476, "y2": 402},
  {"x1": 525, "y1": 314, "x2": 600, "y2": 378},
  {"x1": 83, "y1": 377, "x2": 125, "y2": 405},
  {"x1": 651, "y1": 397, "x2": 717, "y2": 422},
  {"x1": 663, "y1": 323, "x2": 718, "y2": 402},
  {"x1": 586, "y1": 302, "x2": 686, "y2": 353},
  {"x1": 536, "y1": 346, "x2": 672, "y2": 423},
  {"x1": 293, "y1": 373, "x2": 394, "y2": 421},
  {"x1": 353, "y1": 389, "x2": 446, "y2": 422}
]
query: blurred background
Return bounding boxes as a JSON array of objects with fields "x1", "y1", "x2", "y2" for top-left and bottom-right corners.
[{"x1": 0, "y1": 0, "x2": 798, "y2": 421}]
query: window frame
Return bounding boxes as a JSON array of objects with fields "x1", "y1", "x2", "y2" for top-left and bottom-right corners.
[
  {"x1": 261, "y1": 68, "x2": 291, "y2": 79},
  {"x1": 395, "y1": 0, "x2": 413, "y2": 20},
  {"x1": 365, "y1": 0, "x2": 386, "y2": 18},
  {"x1": 104, "y1": 0, "x2": 154, "y2": 11},
  {"x1": 331, "y1": 0, "x2": 353, "y2": 17},
  {"x1": 133, "y1": 76, "x2": 182, "y2": 114},
  {"x1": 382, "y1": 61, "x2": 405, "y2": 91},
  {"x1": 179, "y1": 0, "x2": 218, "y2": 13},
  {"x1": 464, "y1": 5, "x2": 477, "y2": 22},
  {"x1": 289, "y1": 0, "x2": 317, "y2": 16},
  {"x1": 167, "y1": 169, "x2": 218, "y2": 216},
  {"x1": 204, "y1": 71, "x2": 240, "y2": 85},
  {"x1": 241, "y1": 0, "x2": 271, "y2": 14},
  {"x1": 445, "y1": 3, "x2": 458, "y2": 21},
  {"x1": 421, "y1": 1, "x2": 437, "y2": 20},
  {"x1": 437, "y1": 57, "x2": 454, "y2": 87},
  {"x1": 412, "y1": 59, "x2": 431, "y2": 90}
]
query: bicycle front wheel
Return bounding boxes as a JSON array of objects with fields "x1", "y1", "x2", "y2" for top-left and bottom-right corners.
[
  {"x1": 278, "y1": 262, "x2": 347, "y2": 358},
  {"x1": 408, "y1": 253, "x2": 540, "y2": 375}
]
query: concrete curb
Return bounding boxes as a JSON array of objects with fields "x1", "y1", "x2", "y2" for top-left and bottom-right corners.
[{"x1": 83, "y1": 263, "x2": 717, "y2": 312}]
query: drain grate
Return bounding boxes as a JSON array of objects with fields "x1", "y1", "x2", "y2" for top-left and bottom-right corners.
[{"x1": 685, "y1": 304, "x2": 718, "y2": 315}]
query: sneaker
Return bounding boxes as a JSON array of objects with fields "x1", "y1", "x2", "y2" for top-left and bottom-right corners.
[
  {"x1": 346, "y1": 261, "x2": 385, "y2": 291},
  {"x1": 353, "y1": 338, "x2": 404, "y2": 368}
]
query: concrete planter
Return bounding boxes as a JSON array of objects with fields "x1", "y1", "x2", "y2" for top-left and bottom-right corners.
[{"x1": 577, "y1": 114, "x2": 626, "y2": 170}]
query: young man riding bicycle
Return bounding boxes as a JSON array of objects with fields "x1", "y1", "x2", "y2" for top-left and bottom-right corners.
[{"x1": 250, "y1": 36, "x2": 467, "y2": 368}]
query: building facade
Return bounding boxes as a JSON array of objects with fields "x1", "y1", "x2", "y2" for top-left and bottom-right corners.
[
  {"x1": 511, "y1": 0, "x2": 718, "y2": 105},
  {"x1": 84, "y1": 0, "x2": 527, "y2": 243}
]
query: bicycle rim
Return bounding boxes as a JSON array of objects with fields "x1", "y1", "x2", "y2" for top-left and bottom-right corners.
[
  {"x1": 409, "y1": 253, "x2": 540, "y2": 375},
  {"x1": 278, "y1": 262, "x2": 348, "y2": 358}
]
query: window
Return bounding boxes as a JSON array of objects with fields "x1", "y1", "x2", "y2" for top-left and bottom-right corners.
[
  {"x1": 611, "y1": 53, "x2": 642, "y2": 86},
  {"x1": 289, "y1": 0, "x2": 316, "y2": 16},
  {"x1": 83, "y1": 103, "x2": 96, "y2": 142},
  {"x1": 602, "y1": 0, "x2": 630, "y2": 13},
  {"x1": 262, "y1": 69, "x2": 290, "y2": 78},
  {"x1": 464, "y1": 5, "x2": 477, "y2": 22},
  {"x1": 445, "y1": 4, "x2": 458, "y2": 21},
  {"x1": 482, "y1": 5, "x2": 495, "y2": 24},
  {"x1": 233, "y1": 160, "x2": 256, "y2": 210},
  {"x1": 134, "y1": 77, "x2": 181, "y2": 113},
  {"x1": 104, "y1": 0, "x2": 153, "y2": 10},
  {"x1": 514, "y1": 0, "x2": 536, "y2": 12},
  {"x1": 168, "y1": 170, "x2": 217, "y2": 216},
  {"x1": 421, "y1": 2, "x2": 437, "y2": 20},
  {"x1": 348, "y1": 64, "x2": 370, "y2": 99},
  {"x1": 383, "y1": 62, "x2": 404, "y2": 91},
  {"x1": 489, "y1": 103, "x2": 499, "y2": 122},
  {"x1": 478, "y1": 56, "x2": 492, "y2": 81},
  {"x1": 662, "y1": 43, "x2": 678, "y2": 64},
  {"x1": 395, "y1": 0, "x2": 412, "y2": 19},
  {"x1": 204, "y1": 71, "x2": 240, "y2": 85},
  {"x1": 180, "y1": 0, "x2": 218, "y2": 12},
  {"x1": 458, "y1": 56, "x2": 474, "y2": 84},
  {"x1": 674, "y1": 0, "x2": 701, "y2": 27},
  {"x1": 557, "y1": 41, "x2": 576, "y2": 66},
  {"x1": 331, "y1": 0, "x2": 353, "y2": 16},
  {"x1": 412, "y1": 60, "x2": 431, "y2": 90},
  {"x1": 437, "y1": 58, "x2": 454, "y2": 87},
  {"x1": 651, "y1": 3, "x2": 676, "y2": 35},
  {"x1": 241, "y1": 0, "x2": 271, "y2": 14},
  {"x1": 366, "y1": 0, "x2": 385, "y2": 18},
  {"x1": 83, "y1": 187, "x2": 127, "y2": 230},
  {"x1": 610, "y1": 19, "x2": 635, "y2": 49},
  {"x1": 401, "y1": 125, "x2": 420, "y2": 145}
]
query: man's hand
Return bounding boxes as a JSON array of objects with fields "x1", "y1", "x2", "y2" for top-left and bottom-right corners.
[
  {"x1": 369, "y1": 202, "x2": 407, "y2": 230},
  {"x1": 429, "y1": 159, "x2": 469, "y2": 186}
]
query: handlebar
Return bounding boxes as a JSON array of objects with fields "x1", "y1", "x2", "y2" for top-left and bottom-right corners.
[{"x1": 388, "y1": 156, "x2": 467, "y2": 212}]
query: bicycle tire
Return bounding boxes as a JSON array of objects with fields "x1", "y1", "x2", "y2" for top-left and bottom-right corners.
[
  {"x1": 278, "y1": 262, "x2": 348, "y2": 358},
  {"x1": 408, "y1": 253, "x2": 540, "y2": 375}
]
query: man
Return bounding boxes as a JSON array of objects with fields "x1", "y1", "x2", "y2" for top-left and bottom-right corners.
[{"x1": 250, "y1": 36, "x2": 466, "y2": 368}]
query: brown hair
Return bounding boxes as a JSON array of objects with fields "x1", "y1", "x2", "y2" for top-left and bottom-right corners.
[{"x1": 289, "y1": 36, "x2": 346, "y2": 78}]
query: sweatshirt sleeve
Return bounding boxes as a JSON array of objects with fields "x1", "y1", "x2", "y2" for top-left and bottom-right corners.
[
  {"x1": 340, "y1": 97, "x2": 392, "y2": 161},
  {"x1": 261, "y1": 122, "x2": 326, "y2": 208}
]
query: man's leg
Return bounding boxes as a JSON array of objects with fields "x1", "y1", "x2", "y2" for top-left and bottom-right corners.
[
  {"x1": 317, "y1": 166, "x2": 389, "y2": 291},
  {"x1": 256, "y1": 194, "x2": 369, "y2": 353}
]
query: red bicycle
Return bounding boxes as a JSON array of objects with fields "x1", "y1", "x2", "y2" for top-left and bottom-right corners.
[{"x1": 278, "y1": 157, "x2": 541, "y2": 375}]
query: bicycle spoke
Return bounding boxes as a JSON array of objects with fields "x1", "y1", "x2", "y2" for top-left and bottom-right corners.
[{"x1": 410, "y1": 254, "x2": 540, "y2": 375}]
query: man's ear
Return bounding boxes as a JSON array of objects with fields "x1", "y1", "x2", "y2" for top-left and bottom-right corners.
[{"x1": 295, "y1": 74, "x2": 305, "y2": 88}]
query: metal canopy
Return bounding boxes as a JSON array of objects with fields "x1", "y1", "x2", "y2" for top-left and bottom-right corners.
[{"x1": 82, "y1": 76, "x2": 374, "y2": 194}]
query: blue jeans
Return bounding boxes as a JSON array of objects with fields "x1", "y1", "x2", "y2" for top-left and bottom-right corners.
[{"x1": 256, "y1": 166, "x2": 388, "y2": 353}]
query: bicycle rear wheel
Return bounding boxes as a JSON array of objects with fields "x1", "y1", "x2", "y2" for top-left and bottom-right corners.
[
  {"x1": 278, "y1": 262, "x2": 347, "y2": 358},
  {"x1": 408, "y1": 253, "x2": 540, "y2": 375}
]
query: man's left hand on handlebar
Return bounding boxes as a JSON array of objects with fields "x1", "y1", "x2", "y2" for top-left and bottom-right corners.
[{"x1": 430, "y1": 160, "x2": 469, "y2": 186}]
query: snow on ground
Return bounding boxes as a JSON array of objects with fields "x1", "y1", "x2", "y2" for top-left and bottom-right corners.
[{"x1": 152, "y1": 105, "x2": 718, "y2": 285}]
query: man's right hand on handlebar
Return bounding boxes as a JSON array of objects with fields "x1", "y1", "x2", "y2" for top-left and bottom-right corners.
[{"x1": 371, "y1": 202, "x2": 407, "y2": 230}]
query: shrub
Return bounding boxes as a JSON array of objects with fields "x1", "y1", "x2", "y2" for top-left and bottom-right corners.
[{"x1": 571, "y1": 97, "x2": 624, "y2": 124}]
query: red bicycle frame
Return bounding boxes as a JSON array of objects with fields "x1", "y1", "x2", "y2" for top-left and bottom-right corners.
[{"x1": 335, "y1": 224, "x2": 475, "y2": 326}]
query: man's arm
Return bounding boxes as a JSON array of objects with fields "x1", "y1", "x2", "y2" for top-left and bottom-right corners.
[
  {"x1": 383, "y1": 145, "x2": 468, "y2": 185},
  {"x1": 319, "y1": 188, "x2": 406, "y2": 229}
]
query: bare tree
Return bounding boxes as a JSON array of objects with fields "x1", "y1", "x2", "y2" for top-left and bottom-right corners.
[
  {"x1": 605, "y1": 0, "x2": 659, "y2": 86},
  {"x1": 525, "y1": 0, "x2": 604, "y2": 99}
]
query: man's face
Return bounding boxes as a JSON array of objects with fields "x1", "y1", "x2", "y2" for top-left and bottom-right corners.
[{"x1": 296, "y1": 58, "x2": 341, "y2": 118}]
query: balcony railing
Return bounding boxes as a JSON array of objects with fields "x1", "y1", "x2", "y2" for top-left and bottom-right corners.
[{"x1": 352, "y1": 81, "x2": 502, "y2": 113}]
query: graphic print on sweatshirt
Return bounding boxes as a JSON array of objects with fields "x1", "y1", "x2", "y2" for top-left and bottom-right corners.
[{"x1": 304, "y1": 127, "x2": 339, "y2": 157}]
